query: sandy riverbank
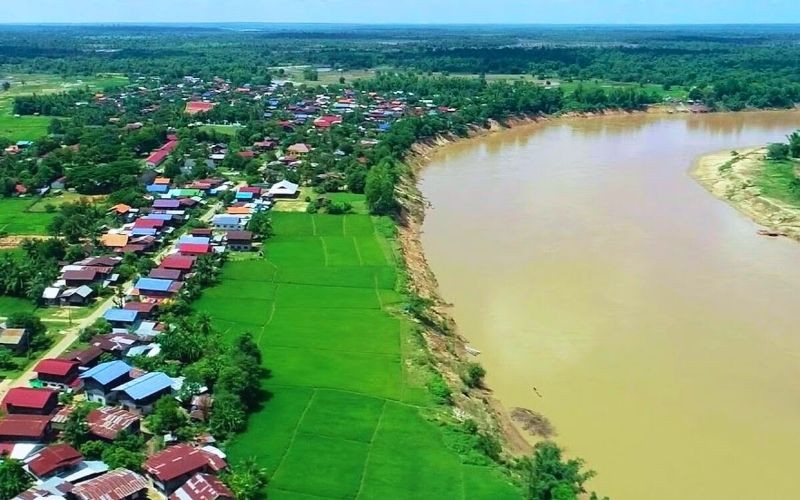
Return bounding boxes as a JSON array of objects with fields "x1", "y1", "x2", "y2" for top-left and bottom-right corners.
[{"x1": 692, "y1": 147, "x2": 800, "y2": 242}]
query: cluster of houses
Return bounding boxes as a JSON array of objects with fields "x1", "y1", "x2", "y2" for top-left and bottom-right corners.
[
  {"x1": 41, "y1": 257, "x2": 123, "y2": 308},
  {"x1": 1, "y1": 350, "x2": 232, "y2": 499}
]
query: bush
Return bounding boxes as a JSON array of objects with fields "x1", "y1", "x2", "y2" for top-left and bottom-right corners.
[
  {"x1": 427, "y1": 372, "x2": 452, "y2": 405},
  {"x1": 767, "y1": 143, "x2": 790, "y2": 161},
  {"x1": 462, "y1": 362, "x2": 486, "y2": 388}
]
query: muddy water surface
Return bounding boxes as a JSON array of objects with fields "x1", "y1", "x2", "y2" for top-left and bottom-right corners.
[{"x1": 420, "y1": 112, "x2": 800, "y2": 500}]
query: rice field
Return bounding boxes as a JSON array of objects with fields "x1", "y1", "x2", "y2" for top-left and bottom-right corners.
[
  {"x1": 0, "y1": 198, "x2": 56, "y2": 235},
  {"x1": 194, "y1": 212, "x2": 519, "y2": 499}
]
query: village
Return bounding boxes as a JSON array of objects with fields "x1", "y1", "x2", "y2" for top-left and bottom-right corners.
[{"x1": 0, "y1": 69, "x2": 459, "y2": 500}]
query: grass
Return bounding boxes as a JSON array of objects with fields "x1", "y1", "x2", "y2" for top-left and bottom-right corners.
[
  {"x1": 194, "y1": 212, "x2": 519, "y2": 499},
  {"x1": 758, "y1": 159, "x2": 800, "y2": 205},
  {"x1": 0, "y1": 197, "x2": 56, "y2": 235},
  {"x1": 199, "y1": 124, "x2": 242, "y2": 136}
]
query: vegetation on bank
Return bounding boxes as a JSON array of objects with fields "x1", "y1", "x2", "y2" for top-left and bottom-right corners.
[{"x1": 763, "y1": 131, "x2": 800, "y2": 205}]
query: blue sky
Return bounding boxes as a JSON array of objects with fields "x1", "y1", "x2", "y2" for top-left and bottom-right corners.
[{"x1": 3, "y1": 0, "x2": 800, "y2": 24}]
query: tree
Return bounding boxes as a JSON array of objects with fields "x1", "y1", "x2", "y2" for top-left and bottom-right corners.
[
  {"x1": 788, "y1": 131, "x2": 800, "y2": 158},
  {"x1": 63, "y1": 402, "x2": 94, "y2": 448},
  {"x1": 1, "y1": 81, "x2": 10, "y2": 92},
  {"x1": 223, "y1": 458, "x2": 269, "y2": 500},
  {"x1": 0, "y1": 349, "x2": 16, "y2": 371},
  {"x1": 525, "y1": 441, "x2": 599, "y2": 500},
  {"x1": 247, "y1": 212, "x2": 273, "y2": 239},
  {"x1": 0, "y1": 459, "x2": 32, "y2": 499},
  {"x1": 365, "y1": 163, "x2": 396, "y2": 215},
  {"x1": 767, "y1": 143, "x2": 790, "y2": 161},
  {"x1": 146, "y1": 396, "x2": 188, "y2": 435},
  {"x1": 209, "y1": 391, "x2": 247, "y2": 437},
  {"x1": 462, "y1": 362, "x2": 486, "y2": 388}
]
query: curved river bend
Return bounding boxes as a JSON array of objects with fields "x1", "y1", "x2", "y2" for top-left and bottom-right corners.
[{"x1": 419, "y1": 111, "x2": 800, "y2": 500}]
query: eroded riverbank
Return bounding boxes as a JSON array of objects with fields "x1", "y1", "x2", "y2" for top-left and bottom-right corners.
[{"x1": 413, "y1": 110, "x2": 800, "y2": 499}]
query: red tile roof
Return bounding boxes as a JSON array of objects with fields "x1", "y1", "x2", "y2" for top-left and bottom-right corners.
[
  {"x1": 144, "y1": 444, "x2": 227, "y2": 482},
  {"x1": 2, "y1": 388, "x2": 57, "y2": 412},
  {"x1": 161, "y1": 255, "x2": 196, "y2": 270},
  {"x1": 27, "y1": 443, "x2": 83, "y2": 477},
  {"x1": 71, "y1": 468, "x2": 149, "y2": 500},
  {"x1": 169, "y1": 473, "x2": 233, "y2": 500},
  {"x1": 0, "y1": 414, "x2": 51, "y2": 439},
  {"x1": 185, "y1": 102, "x2": 215, "y2": 115},
  {"x1": 87, "y1": 407, "x2": 140, "y2": 440},
  {"x1": 34, "y1": 358, "x2": 79, "y2": 377}
]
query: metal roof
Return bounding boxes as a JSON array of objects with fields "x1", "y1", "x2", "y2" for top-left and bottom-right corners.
[
  {"x1": 103, "y1": 308, "x2": 139, "y2": 323},
  {"x1": 79, "y1": 360, "x2": 132, "y2": 386},
  {"x1": 135, "y1": 278, "x2": 173, "y2": 292},
  {"x1": 112, "y1": 372, "x2": 173, "y2": 401}
]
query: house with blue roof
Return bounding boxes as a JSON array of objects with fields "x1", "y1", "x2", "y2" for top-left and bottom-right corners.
[
  {"x1": 212, "y1": 215, "x2": 247, "y2": 231},
  {"x1": 146, "y1": 184, "x2": 169, "y2": 194},
  {"x1": 178, "y1": 236, "x2": 211, "y2": 246},
  {"x1": 103, "y1": 309, "x2": 140, "y2": 327},
  {"x1": 112, "y1": 371, "x2": 174, "y2": 414},
  {"x1": 134, "y1": 278, "x2": 180, "y2": 298},
  {"x1": 235, "y1": 191, "x2": 254, "y2": 201},
  {"x1": 80, "y1": 360, "x2": 132, "y2": 404}
]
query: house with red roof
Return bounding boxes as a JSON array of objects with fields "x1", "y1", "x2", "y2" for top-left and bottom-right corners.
[
  {"x1": 178, "y1": 243, "x2": 212, "y2": 256},
  {"x1": 169, "y1": 473, "x2": 233, "y2": 500},
  {"x1": 71, "y1": 468, "x2": 149, "y2": 500},
  {"x1": 87, "y1": 406, "x2": 140, "y2": 441},
  {"x1": 1, "y1": 387, "x2": 58, "y2": 415},
  {"x1": 313, "y1": 115, "x2": 343, "y2": 128},
  {"x1": 161, "y1": 255, "x2": 196, "y2": 271},
  {"x1": 144, "y1": 444, "x2": 227, "y2": 495},
  {"x1": 0, "y1": 414, "x2": 52, "y2": 442},
  {"x1": 34, "y1": 358, "x2": 81, "y2": 391},
  {"x1": 25, "y1": 443, "x2": 83, "y2": 479},
  {"x1": 146, "y1": 138, "x2": 180, "y2": 168}
]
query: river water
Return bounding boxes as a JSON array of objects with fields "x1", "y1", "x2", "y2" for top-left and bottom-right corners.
[{"x1": 419, "y1": 111, "x2": 800, "y2": 500}]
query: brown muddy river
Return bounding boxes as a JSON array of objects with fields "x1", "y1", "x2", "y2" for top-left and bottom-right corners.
[{"x1": 419, "y1": 111, "x2": 800, "y2": 500}]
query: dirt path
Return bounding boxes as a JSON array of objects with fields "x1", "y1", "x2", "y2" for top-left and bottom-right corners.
[{"x1": 692, "y1": 148, "x2": 800, "y2": 241}]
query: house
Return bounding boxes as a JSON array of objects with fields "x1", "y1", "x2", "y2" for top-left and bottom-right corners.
[
  {"x1": 160, "y1": 255, "x2": 196, "y2": 272},
  {"x1": 225, "y1": 205, "x2": 252, "y2": 216},
  {"x1": 149, "y1": 268, "x2": 183, "y2": 281},
  {"x1": 234, "y1": 190, "x2": 254, "y2": 201},
  {"x1": 144, "y1": 444, "x2": 227, "y2": 495},
  {"x1": 189, "y1": 228, "x2": 213, "y2": 237},
  {"x1": 146, "y1": 183, "x2": 169, "y2": 194},
  {"x1": 62, "y1": 345, "x2": 104, "y2": 368},
  {"x1": 25, "y1": 443, "x2": 83, "y2": 480},
  {"x1": 287, "y1": 143, "x2": 310, "y2": 154},
  {"x1": 59, "y1": 285, "x2": 95, "y2": 306},
  {"x1": 87, "y1": 406, "x2": 140, "y2": 440},
  {"x1": 101, "y1": 234, "x2": 129, "y2": 249},
  {"x1": 109, "y1": 204, "x2": 132, "y2": 216},
  {"x1": 103, "y1": 309, "x2": 140, "y2": 328},
  {"x1": 112, "y1": 371, "x2": 174, "y2": 414},
  {"x1": 225, "y1": 231, "x2": 254, "y2": 251},
  {"x1": 123, "y1": 301, "x2": 158, "y2": 318},
  {"x1": 63, "y1": 269, "x2": 98, "y2": 287},
  {"x1": 178, "y1": 235, "x2": 211, "y2": 246},
  {"x1": 34, "y1": 359, "x2": 81, "y2": 391},
  {"x1": 268, "y1": 180, "x2": 300, "y2": 198},
  {"x1": 313, "y1": 115, "x2": 343, "y2": 128},
  {"x1": 177, "y1": 243, "x2": 211, "y2": 256},
  {"x1": 169, "y1": 473, "x2": 233, "y2": 500},
  {"x1": 134, "y1": 278, "x2": 182, "y2": 298},
  {"x1": 133, "y1": 218, "x2": 165, "y2": 230},
  {"x1": 80, "y1": 360, "x2": 133, "y2": 404},
  {"x1": 91, "y1": 334, "x2": 141, "y2": 357},
  {"x1": 1, "y1": 388, "x2": 58, "y2": 415},
  {"x1": 0, "y1": 325, "x2": 29, "y2": 353},
  {"x1": 70, "y1": 468, "x2": 150, "y2": 500},
  {"x1": 0, "y1": 414, "x2": 52, "y2": 442},
  {"x1": 154, "y1": 177, "x2": 171, "y2": 185},
  {"x1": 189, "y1": 395, "x2": 213, "y2": 422},
  {"x1": 211, "y1": 215, "x2": 247, "y2": 231},
  {"x1": 153, "y1": 199, "x2": 181, "y2": 210},
  {"x1": 146, "y1": 138, "x2": 179, "y2": 168}
]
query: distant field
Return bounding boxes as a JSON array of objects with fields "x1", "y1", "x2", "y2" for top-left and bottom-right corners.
[
  {"x1": 0, "y1": 73, "x2": 128, "y2": 141},
  {"x1": 0, "y1": 197, "x2": 55, "y2": 235},
  {"x1": 194, "y1": 213, "x2": 519, "y2": 499},
  {"x1": 199, "y1": 124, "x2": 242, "y2": 137}
]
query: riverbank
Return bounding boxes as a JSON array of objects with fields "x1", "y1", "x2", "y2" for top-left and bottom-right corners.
[{"x1": 692, "y1": 147, "x2": 800, "y2": 242}]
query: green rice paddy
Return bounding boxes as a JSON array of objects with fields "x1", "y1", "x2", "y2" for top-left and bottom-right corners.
[
  {"x1": 0, "y1": 197, "x2": 56, "y2": 235},
  {"x1": 194, "y1": 212, "x2": 519, "y2": 499}
]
